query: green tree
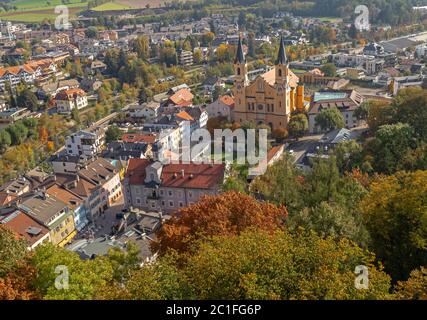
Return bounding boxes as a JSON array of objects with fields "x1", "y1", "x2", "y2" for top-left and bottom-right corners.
[
  {"x1": 361, "y1": 171, "x2": 427, "y2": 281},
  {"x1": 288, "y1": 113, "x2": 308, "y2": 139},
  {"x1": 0, "y1": 227, "x2": 28, "y2": 277},
  {"x1": 0, "y1": 130, "x2": 12, "y2": 153},
  {"x1": 315, "y1": 107, "x2": 345, "y2": 132},
  {"x1": 6, "y1": 122, "x2": 29, "y2": 145},
  {"x1": 321, "y1": 63, "x2": 337, "y2": 77},
  {"x1": 17, "y1": 89, "x2": 39, "y2": 111},
  {"x1": 105, "y1": 125, "x2": 122, "y2": 143},
  {"x1": 31, "y1": 244, "x2": 114, "y2": 300}
]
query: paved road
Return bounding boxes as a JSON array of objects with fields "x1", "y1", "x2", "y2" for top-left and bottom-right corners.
[{"x1": 287, "y1": 125, "x2": 369, "y2": 164}]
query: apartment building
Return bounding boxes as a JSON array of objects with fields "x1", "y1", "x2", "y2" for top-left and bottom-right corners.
[
  {"x1": 65, "y1": 129, "x2": 105, "y2": 158},
  {"x1": 124, "y1": 159, "x2": 225, "y2": 213},
  {"x1": 18, "y1": 192, "x2": 76, "y2": 247},
  {"x1": 55, "y1": 88, "x2": 88, "y2": 114},
  {"x1": 308, "y1": 90, "x2": 364, "y2": 133},
  {"x1": 179, "y1": 50, "x2": 194, "y2": 66}
]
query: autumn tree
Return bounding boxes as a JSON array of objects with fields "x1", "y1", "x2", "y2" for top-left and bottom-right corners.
[
  {"x1": 395, "y1": 267, "x2": 427, "y2": 300},
  {"x1": 180, "y1": 230, "x2": 391, "y2": 299},
  {"x1": 154, "y1": 192, "x2": 288, "y2": 254},
  {"x1": 361, "y1": 171, "x2": 427, "y2": 281},
  {"x1": 0, "y1": 227, "x2": 28, "y2": 277}
]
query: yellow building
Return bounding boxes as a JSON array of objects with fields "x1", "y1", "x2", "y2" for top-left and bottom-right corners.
[{"x1": 233, "y1": 36, "x2": 303, "y2": 130}]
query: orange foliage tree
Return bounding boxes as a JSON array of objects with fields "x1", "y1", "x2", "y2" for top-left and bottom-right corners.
[{"x1": 153, "y1": 191, "x2": 288, "y2": 254}]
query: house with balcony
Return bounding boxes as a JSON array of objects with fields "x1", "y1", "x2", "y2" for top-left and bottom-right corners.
[
  {"x1": 55, "y1": 88, "x2": 88, "y2": 114},
  {"x1": 65, "y1": 129, "x2": 105, "y2": 158}
]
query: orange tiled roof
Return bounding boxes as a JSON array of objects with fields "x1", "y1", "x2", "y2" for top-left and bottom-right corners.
[
  {"x1": 219, "y1": 95, "x2": 235, "y2": 107},
  {"x1": 169, "y1": 88, "x2": 194, "y2": 106},
  {"x1": 55, "y1": 88, "x2": 86, "y2": 101},
  {"x1": 176, "y1": 110, "x2": 194, "y2": 121},
  {"x1": 0, "y1": 64, "x2": 35, "y2": 78}
]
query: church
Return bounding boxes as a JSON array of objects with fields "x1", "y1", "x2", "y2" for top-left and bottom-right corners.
[{"x1": 232, "y1": 36, "x2": 305, "y2": 130}]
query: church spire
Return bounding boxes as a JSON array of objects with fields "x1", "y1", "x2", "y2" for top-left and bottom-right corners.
[
  {"x1": 276, "y1": 35, "x2": 287, "y2": 65},
  {"x1": 234, "y1": 35, "x2": 246, "y2": 64}
]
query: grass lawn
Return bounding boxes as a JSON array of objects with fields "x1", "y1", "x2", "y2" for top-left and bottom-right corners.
[
  {"x1": 318, "y1": 16, "x2": 343, "y2": 23},
  {"x1": 11, "y1": 0, "x2": 88, "y2": 11},
  {"x1": 0, "y1": 12, "x2": 60, "y2": 22},
  {"x1": 93, "y1": 2, "x2": 132, "y2": 11}
]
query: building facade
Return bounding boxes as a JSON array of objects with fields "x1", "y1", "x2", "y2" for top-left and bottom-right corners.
[{"x1": 233, "y1": 36, "x2": 301, "y2": 130}]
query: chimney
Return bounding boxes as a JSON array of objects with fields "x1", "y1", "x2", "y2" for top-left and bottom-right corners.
[{"x1": 181, "y1": 169, "x2": 185, "y2": 178}]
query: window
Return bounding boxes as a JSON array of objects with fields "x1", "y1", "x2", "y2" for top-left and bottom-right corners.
[
  {"x1": 168, "y1": 190, "x2": 173, "y2": 196},
  {"x1": 188, "y1": 191, "x2": 193, "y2": 198},
  {"x1": 278, "y1": 69, "x2": 282, "y2": 77},
  {"x1": 237, "y1": 67, "x2": 240, "y2": 75},
  {"x1": 169, "y1": 201, "x2": 174, "y2": 207},
  {"x1": 179, "y1": 202, "x2": 184, "y2": 207}
]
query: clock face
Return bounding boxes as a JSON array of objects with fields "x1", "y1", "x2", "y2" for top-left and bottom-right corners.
[{"x1": 277, "y1": 85, "x2": 284, "y2": 93}]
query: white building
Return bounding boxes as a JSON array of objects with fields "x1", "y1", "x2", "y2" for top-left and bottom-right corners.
[
  {"x1": 65, "y1": 129, "x2": 104, "y2": 158},
  {"x1": 126, "y1": 102, "x2": 160, "y2": 120},
  {"x1": 416, "y1": 43, "x2": 427, "y2": 58},
  {"x1": 55, "y1": 88, "x2": 88, "y2": 114}
]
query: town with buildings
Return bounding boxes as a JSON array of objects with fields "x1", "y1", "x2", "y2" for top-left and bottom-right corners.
[{"x1": 0, "y1": 0, "x2": 426, "y2": 305}]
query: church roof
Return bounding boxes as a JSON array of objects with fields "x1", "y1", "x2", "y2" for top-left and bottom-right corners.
[
  {"x1": 234, "y1": 36, "x2": 246, "y2": 64},
  {"x1": 261, "y1": 68, "x2": 299, "y2": 88},
  {"x1": 276, "y1": 35, "x2": 287, "y2": 65}
]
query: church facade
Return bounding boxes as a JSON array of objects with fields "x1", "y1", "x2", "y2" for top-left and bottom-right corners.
[{"x1": 232, "y1": 36, "x2": 303, "y2": 130}]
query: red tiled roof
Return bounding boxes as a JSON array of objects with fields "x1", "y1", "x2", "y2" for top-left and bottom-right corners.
[
  {"x1": 126, "y1": 159, "x2": 225, "y2": 189},
  {"x1": 122, "y1": 133, "x2": 156, "y2": 144},
  {"x1": 2, "y1": 211, "x2": 49, "y2": 247},
  {"x1": 126, "y1": 158, "x2": 151, "y2": 184},
  {"x1": 55, "y1": 88, "x2": 86, "y2": 101},
  {"x1": 161, "y1": 163, "x2": 225, "y2": 189}
]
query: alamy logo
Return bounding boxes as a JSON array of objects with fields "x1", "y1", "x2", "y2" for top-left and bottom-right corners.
[
  {"x1": 354, "y1": 5, "x2": 370, "y2": 31},
  {"x1": 55, "y1": 265, "x2": 69, "y2": 290},
  {"x1": 158, "y1": 121, "x2": 268, "y2": 176},
  {"x1": 354, "y1": 265, "x2": 369, "y2": 290},
  {"x1": 55, "y1": 5, "x2": 70, "y2": 31}
]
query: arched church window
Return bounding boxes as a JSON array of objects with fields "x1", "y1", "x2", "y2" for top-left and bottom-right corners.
[
  {"x1": 278, "y1": 69, "x2": 282, "y2": 77},
  {"x1": 258, "y1": 80, "x2": 264, "y2": 91},
  {"x1": 237, "y1": 68, "x2": 241, "y2": 75}
]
